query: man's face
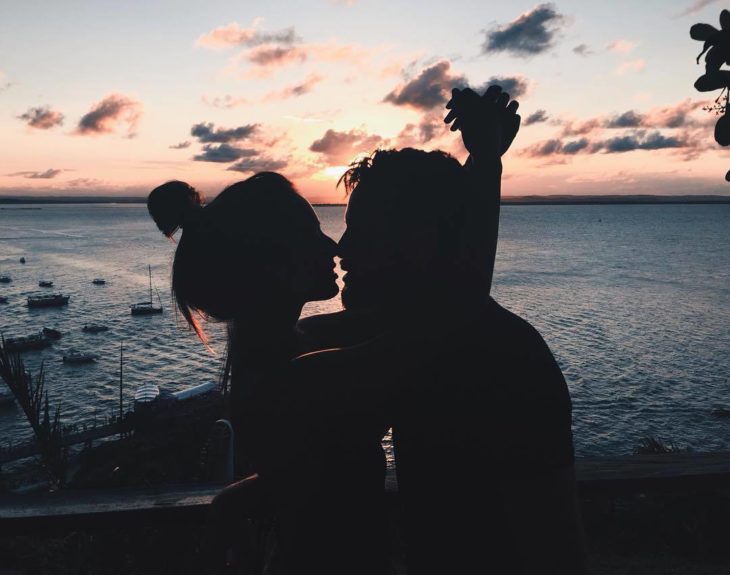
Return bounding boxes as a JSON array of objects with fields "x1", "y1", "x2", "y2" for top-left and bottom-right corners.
[{"x1": 338, "y1": 182, "x2": 400, "y2": 311}]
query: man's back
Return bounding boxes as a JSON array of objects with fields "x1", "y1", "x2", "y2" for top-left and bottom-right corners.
[
  {"x1": 298, "y1": 298, "x2": 583, "y2": 573},
  {"x1": 392, "y1": 297, "x2": 581, "y2": 574}
]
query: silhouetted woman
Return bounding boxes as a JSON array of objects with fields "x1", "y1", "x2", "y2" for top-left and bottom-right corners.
[{"x1": 147, "y1": 173, "x2": 389, "y2": 575}]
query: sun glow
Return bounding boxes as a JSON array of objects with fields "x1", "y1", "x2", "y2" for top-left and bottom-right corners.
[{"x1": 315, "y1": 166, "x2": 349, "y2": 181}]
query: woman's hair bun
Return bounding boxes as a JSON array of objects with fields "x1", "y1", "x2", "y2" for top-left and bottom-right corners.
[{"x1": 147, "y1": 181, "x2": 203, "y2": 237}]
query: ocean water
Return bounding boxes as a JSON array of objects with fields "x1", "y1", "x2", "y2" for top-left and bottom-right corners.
[{"x1": 0, "y1": 203, "x2": 729, "y2": 457}]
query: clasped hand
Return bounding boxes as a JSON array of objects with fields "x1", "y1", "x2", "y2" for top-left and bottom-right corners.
[{"x1": 444, "y1": 85, "x2": 521, "y2": 161}]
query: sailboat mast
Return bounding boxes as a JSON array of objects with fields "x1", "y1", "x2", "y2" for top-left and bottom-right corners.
[
  {"x1": 119, "y1": 341, "x2": 124, "y2": 421},
  {"x1": 148, "y1": 265, "x2": 152, "y2": 303}
]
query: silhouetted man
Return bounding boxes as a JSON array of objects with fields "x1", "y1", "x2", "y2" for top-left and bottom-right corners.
[{"x1": 299, "y1": 86, "x2": 587, "y2": 574}]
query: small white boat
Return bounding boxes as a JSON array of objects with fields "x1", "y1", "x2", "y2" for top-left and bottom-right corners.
[
  {"x1": 62, "y1": 349, "x2": 98, "y2": 364},
  {"x1": 92, "y1": 278, "x2": 106, "y2": 285},
  {"x1": 0, "y1": 275, "x2": 11, "y2": 284},
  {"x1": 134, "y1": 382, "x2": 160, "y2": 405}
]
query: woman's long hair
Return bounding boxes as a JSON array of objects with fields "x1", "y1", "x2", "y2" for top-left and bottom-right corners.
[{"x1": 147, "y1": 173, "x2": 305, "y2": 397}]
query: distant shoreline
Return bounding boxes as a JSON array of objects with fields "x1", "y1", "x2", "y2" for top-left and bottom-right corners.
[{"x1": 1, "y1": 195, "x2": 730, "y2": 206}]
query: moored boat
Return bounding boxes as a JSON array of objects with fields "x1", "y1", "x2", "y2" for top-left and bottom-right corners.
[
  {"x1": 92, "y1": 278, "x2": 106, "y2": 285},
  {"x1": 131, "y1": 265, "x2": 162, "y2": 316},
  {"x1": 38, "y1": 280, "x2": 54, "y2": 288},
  {"x1": 62, "y1": 349, "x2": 98, "y2": 364},
  {"x1": 0, "y1": 275, "x2": 11, "y2": 283},
  {"x1": 0, "y1": 296, "x2": 7, "y2": 304},
  {"x1": 42, "y1": 327, "x2": 62, "y2": 340},
  {"x1": 27, "y1": 294, "x2": 69, "y2": 308},
  {"x1": 5, "y1": 332, "x2": 51, "y2": 352},
  {"x1": 82, "y1": 324, "x2": 109, "y2": 333}
]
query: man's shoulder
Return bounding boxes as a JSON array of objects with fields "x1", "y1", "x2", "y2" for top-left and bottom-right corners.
[{"x1": 473, "y1": 298, "x2": 550, "y2": 351}]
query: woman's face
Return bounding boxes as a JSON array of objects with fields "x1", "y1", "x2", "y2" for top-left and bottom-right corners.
[{"x1": 284, "y1": 197, "x2": 339, "y2": 303}]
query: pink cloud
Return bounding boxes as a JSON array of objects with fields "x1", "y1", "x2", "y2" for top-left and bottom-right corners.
[
  {"x1": 309, "y1": 128, "x2": 384, "y2": 164},
  {"x1": 18, "y1": 106, "x2": 64, "y2": 129},
  {"x1": 76, "y1": 94, "x2": 143, "y2": 137},
  {"x1": 247, "y1": 44, "x2": 307, "y2": 66},
  {"x1": 384, "y1": 60, "x2": 465, "y2": 110},
  {"x1": 235, "y1": 41, "x2": 370, "y2": 78},
  {"x1": 266, "y1": 74, "x2": 324, "y2": 100},
  {"x1": 196, "y1": 20, "x2": 297, "y2": 49},
  {"x1": 615, "y1": 58, "x2": 646, "y2": 75},
  {"x1": 7, "y1": 168, "x2": 65, "y2": 179},
  {"x1": 560, "y1": 118, "x2": 602, "y2": 137}
]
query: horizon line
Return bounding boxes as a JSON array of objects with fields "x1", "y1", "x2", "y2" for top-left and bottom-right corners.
[{"x1": 2, "y1": 194, "x2": 730, "y2": 206}]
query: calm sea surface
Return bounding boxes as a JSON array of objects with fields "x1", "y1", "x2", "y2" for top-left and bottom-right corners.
[{"x1": 1, "y1": 203, "x2": 729, "y2": 457}]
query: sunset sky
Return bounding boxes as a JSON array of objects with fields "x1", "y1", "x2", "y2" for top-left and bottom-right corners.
[{"x1": 1, "y1": 0, "x2": 728, "y2": 201}]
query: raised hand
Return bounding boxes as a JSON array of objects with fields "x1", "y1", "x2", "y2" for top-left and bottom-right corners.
[{"x1": 444, "y1": 85, "x2": 521, "y2": 160}]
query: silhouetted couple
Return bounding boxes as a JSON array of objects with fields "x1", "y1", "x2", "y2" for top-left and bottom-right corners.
[{"x1": 148, "y1": 85, "x2": 586, "y2": 574}]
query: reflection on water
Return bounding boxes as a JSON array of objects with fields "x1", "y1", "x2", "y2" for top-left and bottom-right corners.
[{"x1": 1, "y1": 203, "x2": 729, "y2": 457}]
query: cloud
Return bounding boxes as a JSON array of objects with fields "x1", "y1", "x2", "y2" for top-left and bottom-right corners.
[
  {"x1": 76, "y1": 94, "x2": 143, "y2": 137},
  {"x1": 482, "y1": 3, "x2": 566, "y2": 56},
  {"x1": 240, "y1": 41, "x2": 368, "y2": 78},
  {"x1": 169, "y1": 141, "x2": 191, "y2": 149},
  {"x1": 265, "y1": 74, "x2": 324, "y2": 99},
  {"x1": 558, "y1": 99, "x2": 708, "y2": 136},
  {"x1": 524, "y1": 109, "x2": 549, "y2": 125},
  {"x1": 615, "y1": 58, "x2": 646, "y2": 75},
  {"x1": 395, "y1": 112, "x2": 446, "y2": 146},
  {"x1": 67, "y1": 178, "x2": 104, "y2": 188},
  {"x1": 561, "y1": 118, "x2": 602, "y2": 137},
  {"x1": 247, "y1": 44, "x2": 306, "y2": 67},
  {"x1": 594, "y1": 131, "x2": 684, "y2": 153},
  {"x1": 644, "y1": 99, "x2": 707, "y2": 128},
  {"x1": 384, "y1": 61, "x2": 465, "y2": 110},
  {"x1": 605, "y1": 110, "x2": 644, "y2": 128},
  {"x1": 561, "y1": 138, "x2": 590, "y2": 154},
  {"x1": 606, "y1": 40, "x2": 638, "y2": 54},
  {"x1": 677, "y1": 0, "x2": 720, "y2": 17},
  {"x1": 482, "y1": 75, "x2": 530, "y2": 98},
  {"x1": 7, "y1": 169, "x2": 64, "y2": 179},
  {"x1": 202, "y1": 94, "x2": 250, "y2": 109},
  {"x1": 17, "y1": 106, "x2": 64, "y2": 129},
  {"x1": 190, "y1": 122, "x2": 259, "y2": 143},
  {"x1": 227, "y1": 156, "x2": 288, "y2": 173},
  {"x1": 572, "y1": 44, "x2": 593, "y2": 56},
  {"x1": 193, "y1": 144, "x2": 259, "y2": 163},
  {"x1": 196, "y1": 20, "x2": 298, "y2": 49},
  {"x1": 309, "y1": 128, "x2": 384, "y2": 164},
  {"x1": 521, "y1": 138, "x2": 564, "y2": 157},
  {"x1": 521, "y1": 130, "x2": 686, "y2": 158}
]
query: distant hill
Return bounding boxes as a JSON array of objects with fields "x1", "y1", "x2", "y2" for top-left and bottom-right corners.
[
  {"x1": 0, "y1": 196, "x2": 147, "y2": 204},
  {"x1": 500, "y1": 194, "x2": 730, "y2": 205},
  {"x1": 1, "y1": 194, "x2": 729, "y2": 206}
]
